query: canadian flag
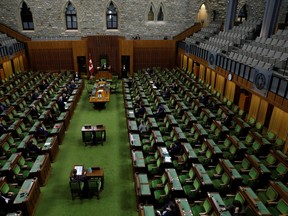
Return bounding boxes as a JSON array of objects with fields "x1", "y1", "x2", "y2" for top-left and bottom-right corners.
[{"x1": 88, "y1": 54, "x2": 94, "y2": 75}]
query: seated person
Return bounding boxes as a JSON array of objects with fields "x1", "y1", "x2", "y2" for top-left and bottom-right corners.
[
  {"x1": 200, "y1": 94, "x2": 209, "y2": 106},
  {"x1": 57, "y1": 96, "x2": 66, "y2": 112},
  {"x1": 70, "y1": 168, "x2": 86, "y2": 182},
  {"x1": 138, "y1": 120, "x2": 147, "y2": 134},
  {"x1": 132, "y1": 95, "x2": 141, "y2": 110},
  {"x1": 31, "y1": 90, "x2": 39, "y2": 101},
  {"x1": 170, "y1": 82, "x2": 178, "y2": 93},
  {"x1": 30, "y1": 105, "x2": 40, "y2": 117},
  {"x1": 162, "y1": 87, "x2": 171, "y2": 99},
  {"x1": 0, "y1": 191, "x2": 16, "y2": 215},
  {"x1": 221, "y1": 200, "x2": 246, "y2": 216},
  {"x1": 168, "y1": 141, "x2": 182, "y2": 158},
  {"x1": 222, "y1": 114, "x2": 232, "y2": 128},
  {"x1": 155, "y1": 104, "x2": 165, "y2": 119},
  {"x1": 135, "y1": 103, "x2": 145, "y2": 118},
  {"x1": 68, "y1": 81, "x2": 77, "y2": 94},
  {"x1": 39, "y1": 80, "x2": 48, "y2": 92},
  {"x1": 156, "y1": 200, "x2": 179, "y2": 216},
  {"x1": 36, "y1": 125, "x2": 50, "y2": 139},
  {"x1": 70, "y1": 168, "x2": 87, "y2": 192},
  {"x1": 27, "y1": 140, "x2": 42, "y2": 155}
]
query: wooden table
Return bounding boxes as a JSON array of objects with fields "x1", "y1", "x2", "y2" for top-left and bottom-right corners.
[
  {"x1": 81, "y1": 125, "x2": 106, "y2": 145},
  {"x1": 89, "y1": 81, "x2": 110, "y2": 106}
]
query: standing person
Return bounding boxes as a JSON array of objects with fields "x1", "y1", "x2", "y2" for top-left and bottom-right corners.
[{"x1": 57, "y1": 96, "x2": 66, "y2": 112}]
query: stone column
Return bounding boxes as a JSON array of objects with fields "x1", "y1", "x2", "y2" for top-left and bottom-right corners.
[
  {"x1": 260, "y1": 0, "x2": 282, "y2": 37},
  {"x1": 224, "y1": 0, "x2": 238, "y2": 31}
]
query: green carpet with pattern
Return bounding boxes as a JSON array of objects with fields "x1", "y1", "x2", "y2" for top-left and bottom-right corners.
[{"x1": 35, "y1": 80, "x2": 137, "y2": 216}]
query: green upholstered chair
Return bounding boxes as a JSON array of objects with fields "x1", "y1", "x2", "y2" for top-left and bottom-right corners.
[
  {"x1": 179, "y1": 168, "x2": 196, "y2": 185},
  {"x1": 267, "y1": 199, "x2": 288, "y2": 215},
  {"x1": 153, "y1": 183, "x2": 170, "y2": 204},
  {"x1": 247, "y1": 117, "x2": 256, "y2": 126},
  {"x1": 238, "y1": 109, "x2": 245, "y2": 118},
  {"x1": 1, "y1": 141, "x2": 17, "y2": 157},
  {"x1": 234, "y1": 157, "x2": 251, "y2": 173},
  {"x1": 145, "y1": 151, "x2": 159, "y2": 165},
  {"x1": 87, "y1": 177, "x2": 101, "y2": 199},
  {"x1": 254, "y1": 122, "x2": 263, "y2": 133},
  {"x1": 0, "y1": 179, "x2": 19, "y2": 195},
  {"x1": 147, "y1": 158, "x2": 161, "y2": 175},
  {"x1": 244, "y1": 133, "x2": 254, "y2": 146},
  {"x1": 194, "y1": 142, "x2": 208, "y2": 155},
  {"x1": 191, "y1": 198, "x2": 213, "y2": 216},
  {"x1": 242, "y1": 167, "x2": 259, "y2": 187},
  {"x1": 150, "y1": 173, "x2": 167, "y2": 189},
  {"x1": 69, "y1": 180, "x2": 83, "y2": 200},
  {"x1": 262, "y1": 152, "x2": 277, "y2": 168},
  {"x1": 172, "y1": 153, "x2": 188, "y2": 171},
  {"x1": 183, "y1": 178, "x2": 201, "y2": 199},
  {"x1": 13, "y1": 164, "x2": 29, "y2": 183},
  {"x1": 17, "y1": 155, "x2": 33, "y2": 170},
  {"x1": 271, "y1": 163, "x2": 288, "y2": 181},
  {"x1": 207, "y1": 163, "x2": 224, "y2": 179},
  {"x1": 266, "y1": 131, "x2": 276, "y2": 142},
  {"x1": 212, "y1": 172, "x2": 230, "y2": 192},
  {"x1": 273, "y1": 137, "x2": 284, "y2": 150},
  {"x1": 257, "y1": 185, "x2": 279, "y2": 204},
  {"x1": 226, "y1": 100, "x2": 232, "y2": 108},
  {"x1": 198, "y1": 149, "x2": 213, "y2": 166}
]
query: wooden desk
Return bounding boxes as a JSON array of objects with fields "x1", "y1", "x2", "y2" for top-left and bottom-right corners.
[
  {"x1": 132, "y1": 150, "x2": 146, "y2": 172},
  {"x1": 89, "y1": 81, "x2": 110, "y2": 105},
  {"x1": 138, "y1": 204, "x2": 155, "y2": 216},
  {"x1": 208, "y1": 192, "x2": 232, "y2": 216},
  {"x1": 13, "y1": 178, "x2": 41, "y2": 216},
  {"x1": 95, "y1": 69, "x2": 112, "y2": 80},
  {"x1": 134, "y1": 173, "x2": 152, "y2": 205},
  {"x1": 42, "y1": 136, "x2": 59, "y2": 162},
  {"x1": 28, "y1": 154, "x2": 51, "y2": 186},
  {"x1": 192, "y1": 163, "x2": 213, "y2": 192},
  {"x1": 147, "y1": 117, "x2": 159, "y2": 130},
  {"x1": 239, "y1": 186, "x2": 272, "y2": 216},
  {"x1": 128, "y1": 120, "x2": 139, "y2": 133},
  {"x1": 126, "y1": 109, "x2": 136, "y2": 120},
  {"x1": 175, "y1": 198, "x2": 193, "y2": 216},
  {"x1": 81, "y1": 125, "x2": 106, "y2": 145},
  {"x1": 182, "y1": 143, "x2": 198, "y2": 163},
  {"x1": 129, "y1": 133, "x2": 141, "y2": 150},
  {"x1": 165, "y1": 168, "x2": 183, "y2": 196},
  {"x1": 50, "y1": 122, "x2": 65, "y2": 144},
  {"x1": 86, "y1": 167, "x2": 104, "y2": 191}
]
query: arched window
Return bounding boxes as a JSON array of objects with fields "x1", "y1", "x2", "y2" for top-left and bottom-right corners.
[
  {"x1": 65, "y1": 2, "x2": 77, "y2": 29},
  {"x1": 106, "y1": 2, "x2": 118, "y2": 29},
  {"x1": 157, "y1": 5, "x2": 164, "y2": 21},
  {"x1": 148, "y1": 6, "x2": 154, "y2": 21},
  {"x1": 21, "y1": 2, "x2": 34, "y2": 30}
]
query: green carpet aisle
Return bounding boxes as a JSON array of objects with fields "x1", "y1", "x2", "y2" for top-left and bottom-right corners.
[{"x1": 35, "y1": 81, "x2": 137, "y2": 216}]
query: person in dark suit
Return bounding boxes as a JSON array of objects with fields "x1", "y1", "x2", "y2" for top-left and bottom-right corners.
[
  {"x1": 155, "y1": 104, "x2": 165, "y2": 119},
  {"x1": 135, "y1": 102, "x2": 145, "y2": 118},
  {"x1": 0, "y1": 191, "x2": 15, "y2": 215},
  {"x1": 27, "y1": 140, "x2": 42, "y2": 154},
  {"x1": 223, "y1": 113, "x2": 232, "y2": 128},
  {"x1": 31, "y1": 90, "x2": 39, "y2": 101},
  {"x1": 156, "y1": 200, "x2": 179, "y2": 216},
  {"x1": 57, "y1": 96, "x2": 66, "y2": 112},
  {"x1": 221, "y1": 200, "x2": 246, "y2": 216},
  {"x1": 30, "y1": 105, "x2": 40, "y2": 118},
  {"x1": 74, "y1": 72, "x2": 80, "y2": 81},
  {"x1": 36, "y1": 125, "x2": 50, "y2": 139},
  {"x1": 39, "y1": 80, "x2": 48, "y2": 92}
]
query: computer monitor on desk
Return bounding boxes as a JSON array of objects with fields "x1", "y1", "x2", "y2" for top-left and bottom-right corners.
[{"x1": 74, "y1": 165, "x2": 83, "y2": 175}]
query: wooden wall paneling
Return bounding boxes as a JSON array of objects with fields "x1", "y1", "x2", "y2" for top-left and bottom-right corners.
[
  {"x1": 72, "y1": 40, "x2": 87, "y2": 74},
  {"x1": 188, "y1": 58, "x2": 193, "y2": 72},
  {"x1": 275, "y1": 95, "x2": 284, "y2": 106}
]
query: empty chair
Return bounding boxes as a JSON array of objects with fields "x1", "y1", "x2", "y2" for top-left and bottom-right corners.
[
  {"x1": 87, "y1": 177, "x2": 101, "y2": 199},
  {"x1": 69, "y1": 181, "x2": 83, "y2": 200}
]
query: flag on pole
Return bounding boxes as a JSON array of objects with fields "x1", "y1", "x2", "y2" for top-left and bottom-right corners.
[{"x1": 88, "y1": 54, "x2": 94, "y2": 75}]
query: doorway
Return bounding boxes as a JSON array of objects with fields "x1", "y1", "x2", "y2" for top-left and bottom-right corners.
[{"x1": 77, "y1": 56, "x2": 86, "y2": 74}]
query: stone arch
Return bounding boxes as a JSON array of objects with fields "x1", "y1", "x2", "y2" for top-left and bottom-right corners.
[
  {"x1": 147, "y1": 2, "x2": 156, "y2": 21},
  {"x1": 197, "y1": 2, "x2": 210, "y2": 27},
  {"x1": 157, "y1": 2, "x2": 166, "y2": 21}
]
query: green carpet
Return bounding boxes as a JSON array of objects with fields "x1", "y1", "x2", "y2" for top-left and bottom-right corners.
[{"x1": 35, "y1": 81, "x2": 137, "y2": 216}]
